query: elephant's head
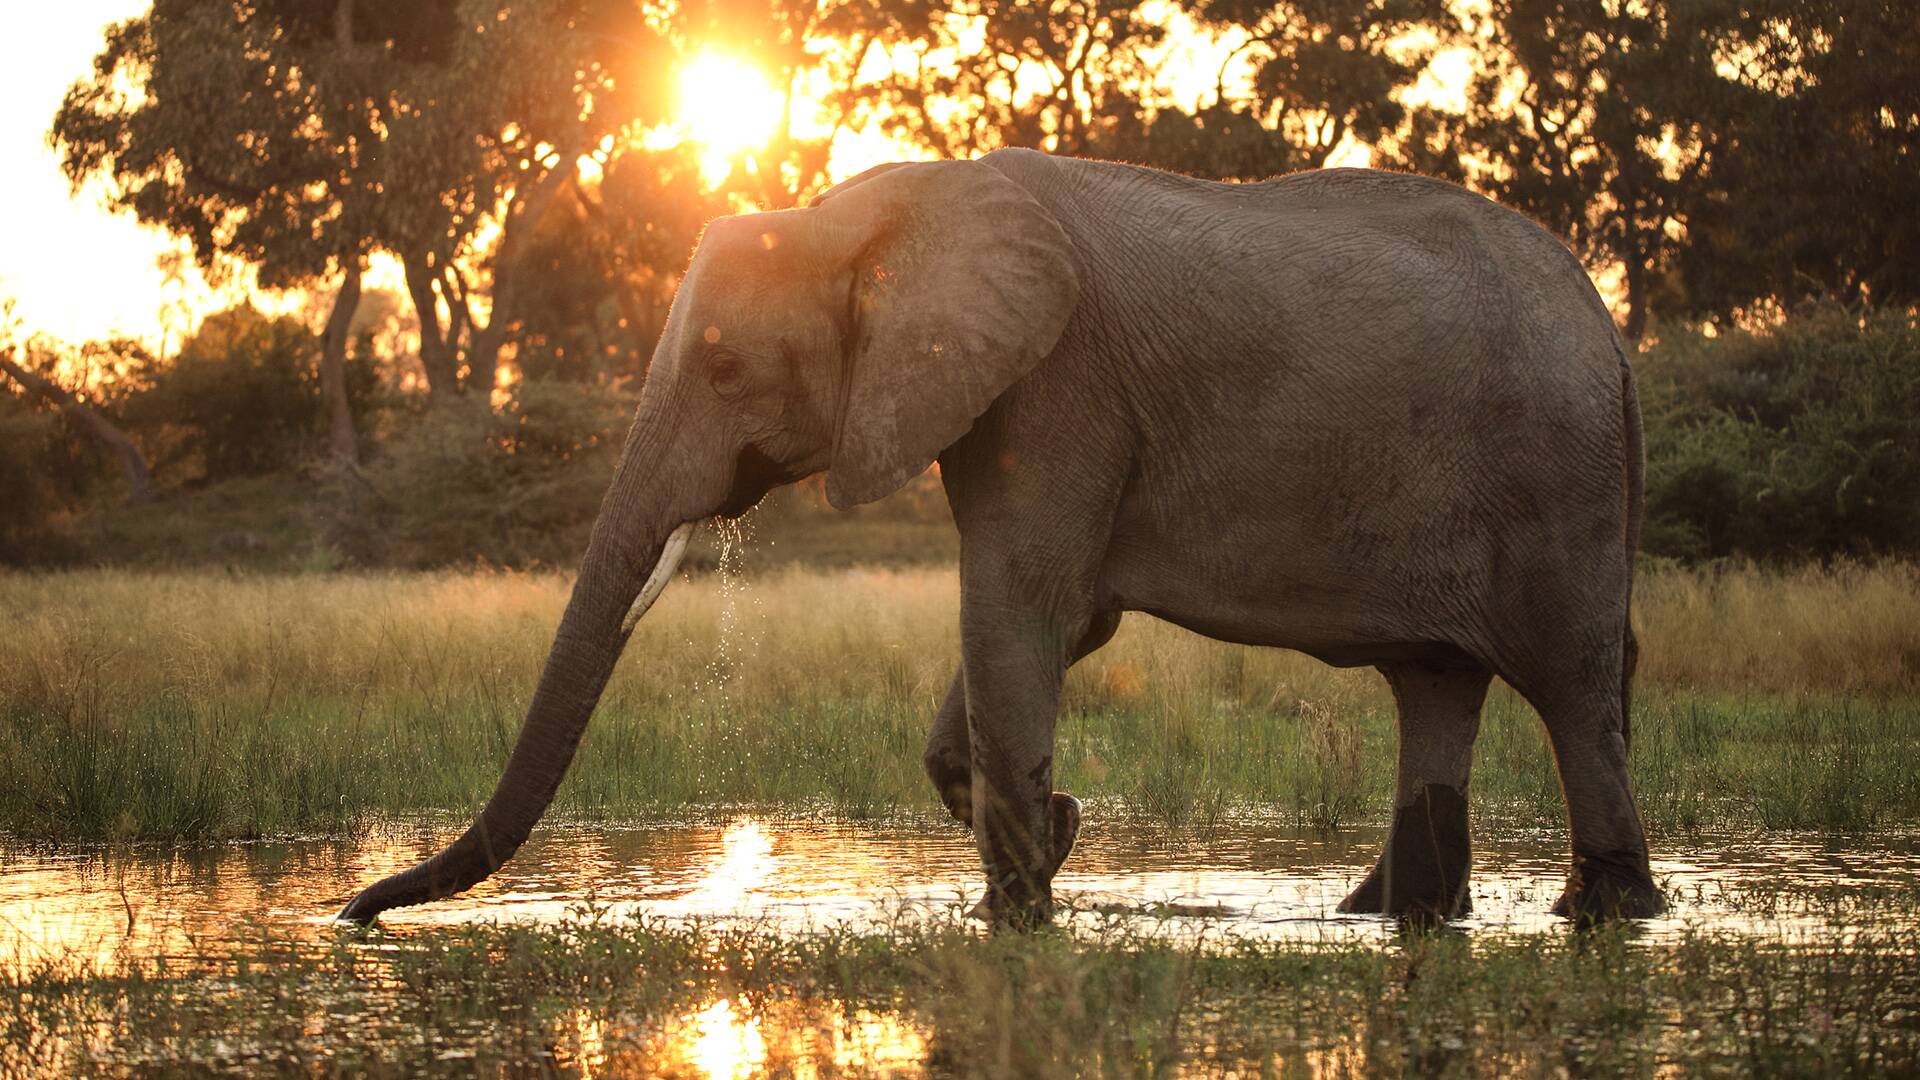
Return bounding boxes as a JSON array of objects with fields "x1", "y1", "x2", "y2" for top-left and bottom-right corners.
[{"x1": 338, "y1": 158, "x2": 1079, "y2": 922}]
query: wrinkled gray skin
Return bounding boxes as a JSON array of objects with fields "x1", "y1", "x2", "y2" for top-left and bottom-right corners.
[{"x1": 340, "y1": 150, "x2": 1664, "y2": 927}]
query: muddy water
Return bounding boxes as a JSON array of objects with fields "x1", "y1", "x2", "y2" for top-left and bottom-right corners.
[{"x1": 5, "y1": 815, "x2": 1916, "y2": 974}]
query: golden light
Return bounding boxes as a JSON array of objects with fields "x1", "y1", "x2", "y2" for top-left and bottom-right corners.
[
  {"x1": 676, "y1": 53, "x2": 786, "y2": 183},
  {"x1": 690, "y1": 998, "x2": 767, "y2": 1080}
]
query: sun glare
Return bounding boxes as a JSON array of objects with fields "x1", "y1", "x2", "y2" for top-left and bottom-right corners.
[{"x1": 677, "y1": 53, "x2": 785, "y2": 182}]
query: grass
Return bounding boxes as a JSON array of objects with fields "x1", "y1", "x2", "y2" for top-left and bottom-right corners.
[
  {"x1": 4, "y1": 909, "x2": 1918, "y2": 1076},
  {"x1": 0, "y1": 558, "x2": 1916, "y2": 841}
]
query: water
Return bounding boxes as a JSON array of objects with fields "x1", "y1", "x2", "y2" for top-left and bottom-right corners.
[{"x1": 6, "y1": 814, "x2": 1916, "y2": 974}]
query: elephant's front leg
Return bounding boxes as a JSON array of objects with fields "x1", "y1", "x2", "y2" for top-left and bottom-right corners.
[
  {"x1": 961, "y1": 607, "x2": 1085, "y2": 927},
  {"x1": 928, "y1": 610, "x2": 1118, "y2": 866}
]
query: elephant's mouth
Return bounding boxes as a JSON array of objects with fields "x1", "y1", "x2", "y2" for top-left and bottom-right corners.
[{"x1": 717, "y1": 444, "x2": 798, "y2": 518}]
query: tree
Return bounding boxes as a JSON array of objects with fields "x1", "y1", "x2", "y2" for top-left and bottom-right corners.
[
  {"x1": 1409, "y1": 0, "x2": 1739, "y2": 342},
  {"x1": 825, "y1": 0, "x2": 1450, "y2": 184},
  {"x1": 0, "y1": 297, "x2": 159, "y2": 507},
  {"x1": 0, "y1": 348, "x2": 155, "y2": 506},
  {"x1": 52, "y1": 0, "x2": 387, "y2": 454},
  {"x1": 841, "y1": 0, "x2": 1170, "y2": 160},
  {"x1": 1120, "y1": 0, "x2": 1453, "y2": 176},
  {"x1": 1667, "y1": 0, "x2": 1920, "y2": 322},
  {"x1": 54, "y1": 1, "x2": 684, "y2": 412},
  {"x1": 519, "y1": 143, "x2": 723, "y2": 383},
  {"x1": 374, "y1": 1, "x2": 682, "y2": 400},
  {"x1": 131, "y1": 306, "x2": 340, "y2": 482}
]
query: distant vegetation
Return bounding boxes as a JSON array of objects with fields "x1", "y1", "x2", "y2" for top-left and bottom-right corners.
[
  {"x1": 1640, "y1": 308, "x2": 1920, "y2": 561},
  {"x1": 6, "y1": 305, "x2": 1917, "y2": 570}
]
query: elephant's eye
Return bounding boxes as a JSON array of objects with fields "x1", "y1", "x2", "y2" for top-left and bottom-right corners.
[{"x1": 707, "y1": 350, "x2": 744, "y2": 395}]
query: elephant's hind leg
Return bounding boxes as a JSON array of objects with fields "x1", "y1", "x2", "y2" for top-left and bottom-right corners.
[
  {"x1": 925, "y1": 612, "x2": 1119, "y2": 878},
  {"x1": 1524, "y1": 672, "x2": 1665, "y2": 921},
  {"x1": 925, "y1": 673, "x2": 975, "y2": 826},
  {"x1": 1338, "y1": 661, "x2": 1491, "y2": 919}
]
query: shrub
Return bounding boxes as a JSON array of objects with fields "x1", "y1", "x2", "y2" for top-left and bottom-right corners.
[
  {"x1": 126, "y1": 305, "x2": 377, "y2": 482},
  {"x1": 1639, "y1": 307, "x2": 1920, "y2": 561},
  {"x1": 0, "y1": 396, "x2": 81, "y2": 554},
  {"x1": 363, "y1": 378, "x2": 634, "y2": 567}
]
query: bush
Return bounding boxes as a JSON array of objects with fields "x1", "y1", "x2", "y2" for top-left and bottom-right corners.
[
  {"x1": 126, "y1": 305, "x2": 377, "y2": 482},
  {"x1": 0, "y1": 396, "x2": 83, "y2": 555},
  {"x1": 1639, "y1": 308, "x2": 1920, "y2": 561},
  {"x1": 362, "y1": 378, "x2": 634, "y2": 567}
]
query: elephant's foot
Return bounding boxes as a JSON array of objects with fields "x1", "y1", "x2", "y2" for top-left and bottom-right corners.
[
  {"x1": 1336, "y1": 784, "x2": 1472, "y2": 919},
  {"x1": 1045, "y1": 791, "x2": 1082, "y2": 877},
  {"x1": 966, "y1": 792, "x2": 1082, "y2": 928},
  {"x1": 1551, "y1": 850, "x2": 1666, "y2": 922}
]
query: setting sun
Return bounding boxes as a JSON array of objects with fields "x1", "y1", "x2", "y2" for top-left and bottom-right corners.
[{"x1": 676, "y1": 52, "x2": 785, "y2": 181}]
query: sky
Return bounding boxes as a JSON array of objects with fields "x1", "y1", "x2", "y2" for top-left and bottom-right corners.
[{"x1": 0, "y1": 3, "x2": 250, "y2": 349}]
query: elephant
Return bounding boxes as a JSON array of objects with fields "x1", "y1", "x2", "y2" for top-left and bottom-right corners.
[{"x1": 339, "y1": 149, "x2": 1665, "y2": 926}]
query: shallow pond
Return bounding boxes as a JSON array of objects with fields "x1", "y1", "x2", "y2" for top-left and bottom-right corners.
[{"x1": 6, "y1": 814, "x2": 1917, "y2": 974}]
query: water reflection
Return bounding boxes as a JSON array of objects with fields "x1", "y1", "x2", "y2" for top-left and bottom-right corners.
[
  {"x1": 4, "y1": 815, "x2": 1919, "y2": 973},
  {"x1": 690, "y1": 998, "x2": 766, "y2": 1079},
  {"x1": 554, "y1": 996, "x2": 929, "y2": 1079},
  {"x1": 677, "y1": 821, "x2": 778, "y2": 914}
]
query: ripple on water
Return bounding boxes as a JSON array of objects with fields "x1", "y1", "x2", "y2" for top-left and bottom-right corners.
[{"x1": 4, "y1": 815, "x2": 1918, "y2": 973}]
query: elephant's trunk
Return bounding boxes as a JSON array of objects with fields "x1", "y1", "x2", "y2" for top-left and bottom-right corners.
[{"x1": 338, "y1": 519, "x2": 696, "y2": 923}]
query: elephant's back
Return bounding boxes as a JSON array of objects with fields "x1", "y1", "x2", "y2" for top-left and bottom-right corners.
[{"x1": 1013, "y1": 153, "x2": 1617, "y2": 376}]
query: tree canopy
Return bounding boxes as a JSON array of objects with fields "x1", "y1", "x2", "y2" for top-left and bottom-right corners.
[
  {"x1": 16, "y1": 0, "x2": 1917, "y2": 567},
  {"x1": 52, "y1": 0, "x2": 1919, "y2": 370}
]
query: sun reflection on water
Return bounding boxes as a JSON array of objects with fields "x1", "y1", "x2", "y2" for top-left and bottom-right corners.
[
  {"x1": 677, "y1": 819, "x2": 778, "y2": 913},
  {"x1": 567, "y1": 996, "x2": 928, "y2": 1078},
  {"x1": 690, "y1": 998, "x2": 768, "y2": 1079},
  {"x1": 820, "y1": 1008, "x2": 930, "y2": 1075}
]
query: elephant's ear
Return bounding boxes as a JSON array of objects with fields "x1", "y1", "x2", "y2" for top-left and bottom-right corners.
[{"x1": 808, "y1": 159, "x2": 1079, "y2": 509}]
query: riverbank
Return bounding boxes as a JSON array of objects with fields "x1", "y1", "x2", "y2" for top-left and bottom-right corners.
[{"x1": 7, "y1": 910, "x2": 1917, "y2": 1075}]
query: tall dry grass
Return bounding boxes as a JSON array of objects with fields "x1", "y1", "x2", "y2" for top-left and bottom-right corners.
[
  {"x1": 0, "y1": 560, "x2": 1915, "y2": 839},
  {"x1": 1633, "y1": 560, "x2": 1920, "y2": 697}
]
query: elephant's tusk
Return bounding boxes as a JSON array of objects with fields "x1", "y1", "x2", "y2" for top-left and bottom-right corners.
[{"x1": 622, "y1": 522, "x2": 695, "y2": 635}]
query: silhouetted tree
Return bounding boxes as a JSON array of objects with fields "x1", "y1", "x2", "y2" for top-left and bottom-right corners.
[
  {"x1": 54, "y1": 1, "x2": 684, "y2": 408},
  {"x1": 1102, "y1": 0, "x2": 1453, "y2": 176},
  {"x1": 0, "y1": 347, "x2": 155, "y2": 506},
  {"x1": 1411, "y1": 0, "x2": 1731, "y2": 341},
  {"x1": 1667, "y1": 0, "x2": 1920, "y2": 322},
  {"x1": 52, "y1": 0, "x2": 388, "y2": 447}
]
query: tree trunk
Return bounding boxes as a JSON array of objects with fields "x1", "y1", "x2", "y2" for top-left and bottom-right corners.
[
  {"x1": 465, "y1": 164, "x2": 576, "y2": 395},
  {"x1": 320, "y1": 260, "x2": 362, "y2": 462},
  {"x1": 0, "y1": 350, "x2": 156, "y2": 504},
  {"x1": 333, "y1": 0, "x2": 355, "y2": 47},
  {"x1": 1622, "y1": 241, "x2": 1649, "y2": 343},
  {"x1": 404, "y1": 252, "x2": 461, "y2": 401}
]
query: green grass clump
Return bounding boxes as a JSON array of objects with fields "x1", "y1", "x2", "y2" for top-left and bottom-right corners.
[
  {"x1": 1, "y1": 562, "x2": 1917, "y2": 840},
  {"x1": 5, "y1": 912, "x2": 1918, "y2": 1076}
]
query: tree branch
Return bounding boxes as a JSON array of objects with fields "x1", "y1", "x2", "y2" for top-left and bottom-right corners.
[{"x1": 0, "y1": 348, "x2": 155, "y2": 504}]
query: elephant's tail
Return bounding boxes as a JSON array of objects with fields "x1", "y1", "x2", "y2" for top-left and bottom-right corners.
[{"x1": 1619, "y1": 348, "x2": 1645, "y2": 752}]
